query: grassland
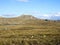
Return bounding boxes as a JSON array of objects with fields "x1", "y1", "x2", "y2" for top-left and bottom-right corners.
[{"x1": 0, "y1": 15, "x2": 60, "y2": 45}]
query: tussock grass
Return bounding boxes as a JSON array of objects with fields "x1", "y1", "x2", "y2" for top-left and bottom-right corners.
[{"x1": 0, "y1": 18, "x2": 60, "y2": 45}]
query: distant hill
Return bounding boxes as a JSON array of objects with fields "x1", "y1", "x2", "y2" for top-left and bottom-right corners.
[
  {"x1": 17, "y1": 15, "x2": 38, "y2": 19},
  {"x1": 0, "y1": 15, "x2": 38, "y2": 24}
]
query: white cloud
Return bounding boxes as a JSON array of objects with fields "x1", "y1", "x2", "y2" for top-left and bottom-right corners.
[
  {"x1": 55, "y1": 14, "x2": 60, "y2": 16},
  {"x1": 40, "y1": 14, "x2": 51, "y2": 19},
  {"x1": 43, "y1": 14, "x2": 49, "y2": 17},
  {"x1": 0, "y1": 14, "x2": 18, "y2": 18},
  {"x1": 17, "y1": 0, "x2": 29, "y2": 2},
  {"x1": 54, "y1": 12, "x2": 60, "y2": 16},
  {"x1": 40, "y1": 12, "x2": 60, "y2": 20}
]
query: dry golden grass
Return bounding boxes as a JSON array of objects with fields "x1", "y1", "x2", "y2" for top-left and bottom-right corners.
[{"x1": 0, "y1": 17, "x2": 60, "y2": 45}]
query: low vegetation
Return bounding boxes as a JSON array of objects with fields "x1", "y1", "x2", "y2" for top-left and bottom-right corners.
[{"x1": 0, "y1": 15, "x2": 60, "y2": 45}]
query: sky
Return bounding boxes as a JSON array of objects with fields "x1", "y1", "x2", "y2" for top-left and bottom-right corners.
[{"x1": 0, "y1": 0, "x2": 60, "y2": 20}]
